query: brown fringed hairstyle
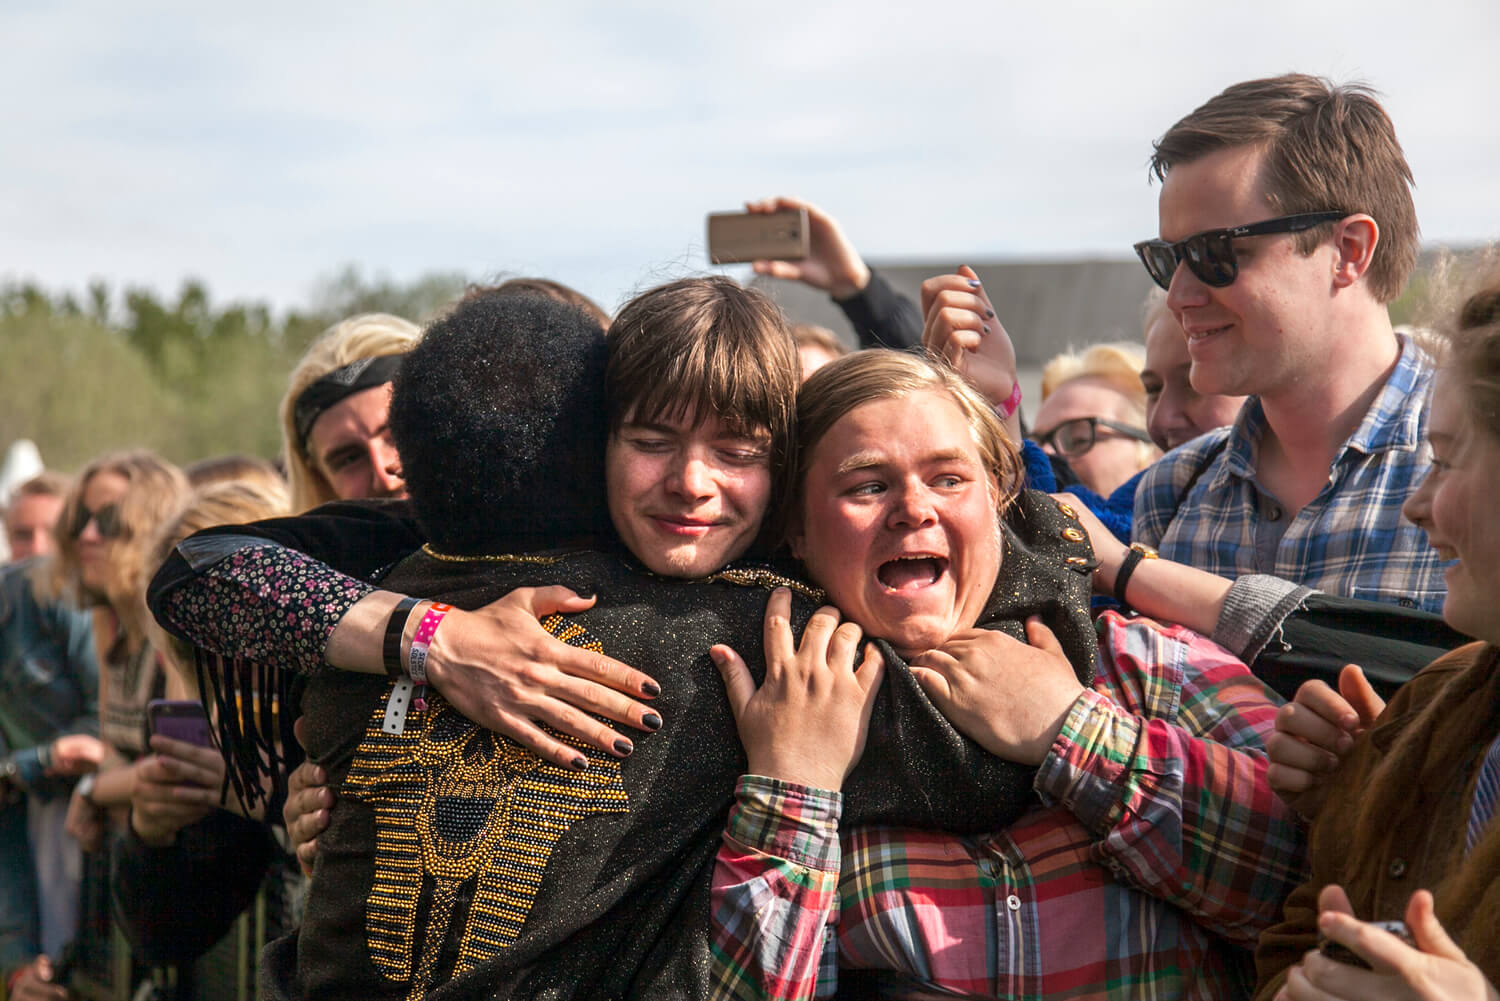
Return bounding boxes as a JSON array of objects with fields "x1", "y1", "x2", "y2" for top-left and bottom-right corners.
[
  {"x1": 781, "y1": 349, "x2": 1025, "y2": 547},
  {"x1": 1150, "y1": 73, "x2": 1419, "y2": 304},
  {"x1": 51, "y1": 450, "x2": 188, "y2": 646},
  {"x1": 606, "y1": 276, "x2": 799, "y2": 515}
]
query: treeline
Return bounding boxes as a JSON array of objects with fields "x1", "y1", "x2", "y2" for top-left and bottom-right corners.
[{"x1": 0, "y1": 268, "x2": 466, "y2": 472}]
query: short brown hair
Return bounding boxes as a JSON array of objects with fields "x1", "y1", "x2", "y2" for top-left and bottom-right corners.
[
  {"x1": 4, "y1": 470, "x2": 68, "y2": 514},
  {"x1": 606, "y1": 276, "x2": 798, "y2": 476},
  {"x1": 1150, "y1": 74, "x2": 1418, "y2": 303},
  {"x1": 462, "y1": 277, "x2": 610, "y2": 330},
  {"x1": 782, "y1": 350, "x2": 1023, "y2": 545}
]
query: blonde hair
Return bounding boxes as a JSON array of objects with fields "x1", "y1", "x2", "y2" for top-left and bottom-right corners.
[
  {"x1": 783, "y1": 350, "x2": 1023, "y2": 545},
  {"x1": 1040, "y1": 341, "x2": 1157, "y2": 470},
  {"x1": 51, "y1": 451, "x2": 189, "y2": 645},
  {"x1": 278, "y1": 313, "x2": 420, "y2": 512},
  {"x1": 145, "y1": 479, "x2": 292, "y2": 697}
]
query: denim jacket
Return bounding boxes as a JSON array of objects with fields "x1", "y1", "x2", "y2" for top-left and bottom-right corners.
[{"x1": 0, "y1": 559, "x2": 98, "y2": 801}]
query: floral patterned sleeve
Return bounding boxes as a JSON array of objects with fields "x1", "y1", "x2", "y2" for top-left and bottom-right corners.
[{"x1": 159, "y1": 536, "x2": 374, "y2": 675}]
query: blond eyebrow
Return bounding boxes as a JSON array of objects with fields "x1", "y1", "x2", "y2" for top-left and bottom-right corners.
[{"x1": 833, "y1": 447, "x2": 973, "y2": 476}]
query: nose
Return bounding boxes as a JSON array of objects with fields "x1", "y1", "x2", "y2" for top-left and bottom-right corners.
[
  {"x1": 1147, "y1": 392, "x2": 1186, "y2": 452},
  {"x1": 666, "y1": 451, "x2": 714, "y2": 500},
  {"x1": 1165, "y1": 259, "x2": 1209, "y2": 316},
  {"x1": 370, "y1": 437, "x2": 406, "y2": 497},
  {"x1": 887, "y1": 480, "x2": 938, "y2": 529},
  {"x1": 1401, "y1": 467, "x2": 1434, "y2": 530}
]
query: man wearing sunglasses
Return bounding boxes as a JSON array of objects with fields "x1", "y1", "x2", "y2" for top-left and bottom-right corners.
[{"x1": 1126, "y1": 73, "x2": 1445, "y2": 616}]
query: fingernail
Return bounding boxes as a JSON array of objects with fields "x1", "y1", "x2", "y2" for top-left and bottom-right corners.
[
  {"x1": 641, "y1": 680, "x2": 661, "y2": 697},
  {"x1": 709, "y1": 649, "x2": 726, "y2": 667},
  {"x1": 985, "y1": 309, "x2": 995, "y2": 318},
  {"x1": 578, "y1": 590, "x2": 596, "y2": 601},
  {"x1": 613, "y1": 738, "x2": 634, "y2": 756},
  {"x1": 642, "y1": 712, "x2": 662, "y2": 731},
  {"x1": 1337, "y1": 733, "x2": 1354, "y2": 753},
  {"x1": 981, "y1": 325, "x2": 990, "y2": 335},
  {"x1": 571, "y1": 755, "x2": 588, "y2": 771},
  {"x1": 967, "y1": 279, "x2": 981, "y2": 288}
]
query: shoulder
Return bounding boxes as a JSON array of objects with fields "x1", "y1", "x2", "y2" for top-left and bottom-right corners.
[{"x1": 1133, "y1": 427, "x2": 1235, "y2": 533}]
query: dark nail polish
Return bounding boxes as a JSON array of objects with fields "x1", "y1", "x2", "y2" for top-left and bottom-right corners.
[
  {"x1": 614, "y1": 738, "x2": 634, "y2": 756},
  {"x1": 578, "y1": 590, "x2": 596, "y2": 601},
  {"x1": 642, "y1": 712, "x2": 662, "y2": 731},
  {"x1": 641, "y1": 680, "x2": 661, "y2": 697},
  {"x1": 571, "y1": 755, "x2": 588, "y2": 771},
  {"x1": 985, "y1": 309, "x2": 995, "y2": 318},
  {"x1": 967, "y1": 279, "x2": 982, "y2": 288}
]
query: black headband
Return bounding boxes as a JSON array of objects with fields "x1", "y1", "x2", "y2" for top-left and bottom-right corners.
[{"x1": 293, "y1": 354, "x2": 405, "y2": 450}]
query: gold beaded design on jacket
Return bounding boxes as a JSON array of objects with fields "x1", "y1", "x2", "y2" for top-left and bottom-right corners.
[{"x1": 343, "y1": 614, "x2": 628, "y2": 999}]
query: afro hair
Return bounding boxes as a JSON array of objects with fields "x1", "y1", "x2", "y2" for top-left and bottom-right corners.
[{"x1": 390, "y1": 293, "x2": 612, "y2": 554}]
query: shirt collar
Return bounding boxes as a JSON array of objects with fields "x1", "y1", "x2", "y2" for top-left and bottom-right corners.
[
  {"x1": 1213, "y1": 330, "x2": 1434, "y2": 489},
  {"x1": 1345, "y1": 330, "x2": 1434, "y2": 456}
]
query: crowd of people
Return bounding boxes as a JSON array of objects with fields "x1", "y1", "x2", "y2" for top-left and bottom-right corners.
[{"x1": 2, "y1": 71, "x2": 1498, "y2": 1001}]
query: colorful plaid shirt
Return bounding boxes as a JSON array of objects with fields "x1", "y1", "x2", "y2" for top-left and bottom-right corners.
[
  {"x1": 1132, "y1": 333, "x2": 1445, "y2": 613},
  {"x1": 710, "y1": 612, "x2": 1305, "y2": 1000}
]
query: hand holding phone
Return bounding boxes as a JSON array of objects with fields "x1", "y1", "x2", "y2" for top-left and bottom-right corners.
[
  {"x1": 707, "y1": 208, "x2": 809, "y2": 264},
  {"x1": 147, "y1": 699, "x2": 213, "y2": 748}
]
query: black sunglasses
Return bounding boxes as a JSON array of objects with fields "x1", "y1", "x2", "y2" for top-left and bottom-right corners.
[
  {"x1": 71, "y1": 502, "x2": 123, "y2": 540},
  {"x1": 1030, "y1": 417, "x2": 1154, "y2": 459},
  {"x1": 1132, "y1": 211, "x2": 1346, "y2": 290}
]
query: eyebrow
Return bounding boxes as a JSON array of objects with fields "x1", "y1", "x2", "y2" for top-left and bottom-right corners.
[{"x1": 834, "y1": 448, "x2": 973, "y2": 476}]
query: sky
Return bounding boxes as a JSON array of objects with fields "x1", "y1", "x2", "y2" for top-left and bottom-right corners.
[{"x1": 3, "y1": 0, "x2": 1497, "y2": 318}]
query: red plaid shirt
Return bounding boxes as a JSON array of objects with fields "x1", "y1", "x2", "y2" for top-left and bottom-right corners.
[{"x1": 710, "y1": 612, "x2": 1305, "y2": 1000}]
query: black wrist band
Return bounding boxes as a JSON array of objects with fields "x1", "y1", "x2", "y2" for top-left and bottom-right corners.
[
  {"x1": 383, "y1": 596, "x2": 422, "y2": 678},
  {"x1": 1113, "y1": 544, "x2": 1156, "y2": 603}
]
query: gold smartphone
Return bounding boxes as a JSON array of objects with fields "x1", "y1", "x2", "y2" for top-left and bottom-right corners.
[{"x1": 706, "y1": 208, "x2": 809, "y2": 264}]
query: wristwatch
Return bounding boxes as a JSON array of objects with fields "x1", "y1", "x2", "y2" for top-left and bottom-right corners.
[{"x1": 1113, "y1": 542, "x2": 1159, "y2": 603}]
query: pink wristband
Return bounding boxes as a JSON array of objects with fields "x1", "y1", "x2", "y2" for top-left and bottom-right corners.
[
  {"x1": 995, "y1": 380, "x2": 1023, "y2": 420},
  {"x1": 407, "y1": 602, "x2": 452, "y2": 685}
]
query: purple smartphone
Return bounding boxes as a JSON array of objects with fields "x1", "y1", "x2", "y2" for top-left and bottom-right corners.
[{"x1": 147, "y1": 699, "x2": 213, "y2": 747}]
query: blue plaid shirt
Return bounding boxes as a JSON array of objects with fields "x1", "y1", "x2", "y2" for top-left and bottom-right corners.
[{"x1": 1132, "y1": 333, "x2": 1447, "y2": 613}]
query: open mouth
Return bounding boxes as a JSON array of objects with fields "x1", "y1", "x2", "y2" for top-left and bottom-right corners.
[
  {"x1": 877, "y1": 555, "x2": 948, "y2": 591},
  {"x1": 1188, "y1": 323, "x2": 1231, "y2": 343}
]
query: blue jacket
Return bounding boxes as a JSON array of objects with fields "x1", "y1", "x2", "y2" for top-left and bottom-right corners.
[{"x1": 0, "y1": 559, "x2": 98, "y2": 800}]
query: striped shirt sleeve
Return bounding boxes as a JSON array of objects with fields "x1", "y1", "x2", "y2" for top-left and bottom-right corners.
[
  {"x1": 710, "y1": 775, "x2": 844, "y2": 1001},
  {"x1": 1035, "y1": 612, "x2": 1307, "y2": 945}
]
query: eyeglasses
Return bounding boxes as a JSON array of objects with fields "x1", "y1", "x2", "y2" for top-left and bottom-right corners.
[
  {"x1": 1030, "y1": 417, "x2": 1154, "y2": 459},
  {"x1": 1132, "y1": 211, "x2": 1346, "y2": 290},
  {"x1": 70, "y1": 503, "x2": 123, "y2": 540}
]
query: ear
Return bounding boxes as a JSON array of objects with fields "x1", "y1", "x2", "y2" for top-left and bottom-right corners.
[
  {"x1": 787, "y1": 512, "x2": 807, "y2": 561},
  {"x1": 1332, "y1": 213, "x2": 1380, "y2": 290}
]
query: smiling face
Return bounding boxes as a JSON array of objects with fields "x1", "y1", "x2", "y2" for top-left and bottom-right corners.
[
  {"x1": 605, "y1": 409, "x2": 773, "y2": 578},
  {"x1": 1159, "y1": 144, "x2": 1339, "y2": 401},
  {"x1": 306, "y1": 384, "x2": 406, "y2": 502},
  {"x1": 1401, "y1": 369, "x2": 1500, "y2": 646},
  {"x1": 1142, "y1": 307, "x2": 1248, "y2": 450},
  {"x1": 792, "y1": 389, "x2": 1001, "y2": 658}
]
